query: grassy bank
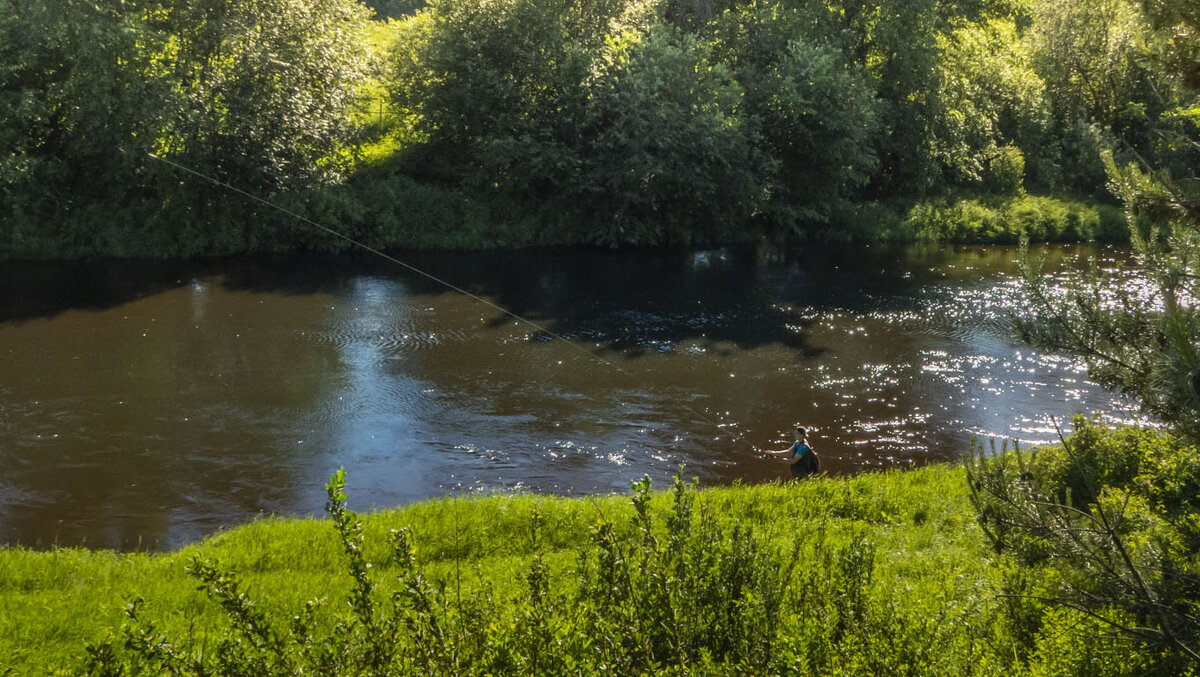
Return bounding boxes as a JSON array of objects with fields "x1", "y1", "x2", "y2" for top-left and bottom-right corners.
[
  {"x1": 821, "y1": 194, "x2": 1128, "y2": 245},
  {"x1": 901, "y1": 195, "x2": 1129, "y2": 244},
  {"x1": 0, "y1": 461, "x2": 1142, "y2": 675},
  {"x1": 0, "y1": 465, "x2": 983, "y2": 673}
]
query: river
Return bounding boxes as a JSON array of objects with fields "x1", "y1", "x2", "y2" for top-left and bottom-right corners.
[{"x1": 0, "y1": 244, "x2": 1147, "y2": 549}]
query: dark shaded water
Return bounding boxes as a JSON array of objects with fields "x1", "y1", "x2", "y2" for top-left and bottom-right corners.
[{"x1": 0, "y1": 244, "x2": 1146, "y2": 550}]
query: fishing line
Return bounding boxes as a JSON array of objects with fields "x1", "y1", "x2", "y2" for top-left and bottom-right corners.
[
  {"x1": 148, "y1": 152, "x2": 619, "y2": 369},
  {"x1": 147, "y1": 152, "x2": 742, "y2": 445}
]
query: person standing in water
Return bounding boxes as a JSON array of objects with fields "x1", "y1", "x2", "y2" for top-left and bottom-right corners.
[{"x1": 763, "y1": 425, "x2": 820, "y2": 478}]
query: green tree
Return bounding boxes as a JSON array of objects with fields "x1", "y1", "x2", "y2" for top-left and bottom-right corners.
[
  {"x1": 0, "y1": 0, "x2": 173, "y2": 257},
  {"x1": 393, "y1": 0, "x2": 622, "y2": 175},
  {"x1": 975, "y1": 5, "x2": 1200, "y2": 666},
  {"x1": 394, "y1": 0, "x2": 769, "y2": 245},
  {"x1": 1024, "y1": 0, "x2": 1164, "y2": 195},
  {"x1": 1028, "y1": 0, "x2": 1149, "y2": 128},
  {"x1": 1, "y1": 0, "x2": 370, "y2": 258},
  {"x1": 933, "y1": 18, "x2": 1046, "y2": 191},
  {"x1": 571, "y1": 24, "x2": 760, "y2": 245},
  {"x1": 159, "y1": 0, "x2": 371, "y2": 193},
  {"x1": 1018, "y1": 57, "x2": 1200, "y2": 440},
  {"x1": 835, "y1": 0, "x2": 945, "y2": 197},
  {"x1": 712, "y1": 3, "x2": 880, "y2": 234},
  {"x1": 391, "y1": 0, "x2": 632, "y2": 240},
  {"x1": 803, "y1": 0, "x2": 1022, "y2": 197}
]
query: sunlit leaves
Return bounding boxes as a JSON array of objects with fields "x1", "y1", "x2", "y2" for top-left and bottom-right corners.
[
  {"x1": 0, "y1": 0, "x2": 370, "y2": 257},
  {"x1": 574, "y1": 26, "x2": 760, "y2": 244},
  {"x1": 934, "y1": 18, "x2": 1045, "y2": 188},
  {"x1": 161, "y1": 0, "x2": 372, "y2": 191}
]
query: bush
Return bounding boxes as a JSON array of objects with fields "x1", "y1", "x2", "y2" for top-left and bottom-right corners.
[
  {"x1": 982, "y1": 145, "x2": 1027, "y2": 195},
  {"x1": 967, "y1": 419, "x2": 1200, "y2": 670},
  {"x1": 907, "y1": 198, "x2": 1012, "y2": 243},
  {"x1": 76, "y1": 469, "x2": 997, "y2": 675},
  {"x1": 906, "y1": 195, "x2": 1129, "y2": 244},
  {"x1": 825, "y1": 201, "x2": 912, "y2": 242},
  {"x1": 76, "y1": 471, "x2": 804, "y2": 674}
]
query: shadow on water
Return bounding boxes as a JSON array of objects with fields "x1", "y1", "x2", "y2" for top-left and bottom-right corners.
[
  {"x1": 0, "y1": 259, "x2": 210, "y2": 323},
  {"x1": 2, "y1": 244, "x2": 936, "y2": 359},
  {"x1": 207, "y1": 244, "x2": 940, "y2": 358}
]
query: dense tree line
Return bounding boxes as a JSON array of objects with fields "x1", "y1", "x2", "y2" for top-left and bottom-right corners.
[
  {"x1": 0, "y1": 0, "x2": 1195, "y2": 256},
  {"x1": 0, "y1": 0, "x2": 370, "y2": 257}
]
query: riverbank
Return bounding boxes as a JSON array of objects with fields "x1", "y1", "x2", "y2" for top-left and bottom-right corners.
[
  {"x1": 9, "y1": 0, "x2": 1181, "y2": 263},
  {"x1": 0, "y1": 189, "x2": 1129, "y2": 261},
  {"x1": 287, "y1": 187, "x2": 1132, "y2": 252},
  {"x1": 0, "y1": 462, "x2": 1132, "y2": 675}
]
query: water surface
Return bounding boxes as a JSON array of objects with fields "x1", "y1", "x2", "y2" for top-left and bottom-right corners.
[{"x1": 0, "y1": 244, "x2": 1145, "y2": 549}]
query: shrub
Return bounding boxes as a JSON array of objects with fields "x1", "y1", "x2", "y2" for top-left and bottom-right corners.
[
  {"x1": 75, "y1": 468, "x2": 1001, "y2": 675},
  {"x1": 826, "y1": 200, "x2": 912, "y2": 242},
  {"x1": 967, "y1": 419, "x2": 1200, "y2": 669},
  {"x1": 983, "y1": 145, "x2": 1027, "y2": 195},
  {"x1": 907, "y1": 195, "x2": 1129, "y2": 244},
  {"x1": 73, "y1": 471, "x2": 825, "y2": 674}
]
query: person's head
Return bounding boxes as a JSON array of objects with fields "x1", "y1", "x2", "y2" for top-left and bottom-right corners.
[{"x1": 794, "y1": 425, "x2": 807, "y2": 441}]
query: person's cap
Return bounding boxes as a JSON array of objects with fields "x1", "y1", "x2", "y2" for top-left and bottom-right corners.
[{"x1": 795, "y1": 425, "x2": 807, "y2": 435}]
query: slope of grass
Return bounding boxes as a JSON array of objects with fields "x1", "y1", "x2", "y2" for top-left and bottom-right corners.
[
  {"x1": 1, "y1": 464, "x2": 1006, "y2": 674},
  {"x1": 2, "y1": 458, "x2": 1165, "y2": 675}
]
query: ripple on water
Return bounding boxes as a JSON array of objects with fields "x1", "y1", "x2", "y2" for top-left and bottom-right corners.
[
  {"x1": 316, "y1": 323, "x2": 470, "y2": 357},
  {"x1": 882, "y1": 279, "x2": 1021, "y2": 340},
  {"x1": 451, "y1": 443, "x2": 517, "y2": 467}
]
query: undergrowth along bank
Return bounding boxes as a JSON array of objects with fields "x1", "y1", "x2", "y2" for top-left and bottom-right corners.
[
  {"x1": 2, "y1": 465, "x2": 988, "y2": 674},
  {"x1": 900, "y1": 195, "x2": 1129, "y2": 244}
]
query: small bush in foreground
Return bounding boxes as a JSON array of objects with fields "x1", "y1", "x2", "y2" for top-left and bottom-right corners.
[
  {"x1": 77, "y1": 469, "x2": 992, "y2": 675},
  {"x1": 967, "y1": 419, "x2": 1200, "y2": 673}
]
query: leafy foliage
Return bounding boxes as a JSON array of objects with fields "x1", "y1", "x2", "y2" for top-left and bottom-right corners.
[
  {"x1": 973, "y1": 8, "x2": 1200, "y2": 672},
  {"x1": 967, "y1": 420, "x2": 1200, "y2": 669},
  {"x1": 1027, "y1": 0, "x2": 1151, "y2": 128},
  {"x1": 0, "y1": 0, "x2": 171, "y2": 258},
  {"x1": 1015, "y1": 0, "x2": 1200, "y2": 439},
  {"x1": 907, "y1": 194, "x2": 1127, "y2": 243},
  {"x1": 159, "y1": 0, "x2": 372, "y2": 192},
  {"x1": 569, "y1": 26, "x2": 760, "y2": 245},
  {"x1": 933, "y1": 19, "x2": 1044, "y2": 190},
  {"x1": 712, "y1": 4, "x2": 880, "y2": 231},
  {"x1": 75, "y1": 469, "x2": 997, "y2": 675},
  {"x1": 0, "y1": 0, "x2": 369, "y2": 259},
  {"x1": 4, "y1": 0, "x2": 1198, "y2": 254}
]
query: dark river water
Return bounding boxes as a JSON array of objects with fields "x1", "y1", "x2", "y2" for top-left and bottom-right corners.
[{"x1": 0, "y1": 244, "x2": 1147, "y2": 550}]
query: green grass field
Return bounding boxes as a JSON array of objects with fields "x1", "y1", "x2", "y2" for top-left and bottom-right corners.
[
  {"x1": 0, "y1": 461, "x2": 1154, "y2": 675},
  {"x1": 0, "y1": 464, "x2": 993, "y2": 674}
]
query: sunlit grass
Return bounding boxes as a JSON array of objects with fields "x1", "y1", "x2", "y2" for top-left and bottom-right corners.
[
  {"x1": 0, "y1": 463, "x2": 996, "y2": 674},
  {"x1": 343, "y1": 18, "x2": 428, "y2": 170},
  {"x1": 905, "y1": 194, "x2": 1129, "y2": 244}
]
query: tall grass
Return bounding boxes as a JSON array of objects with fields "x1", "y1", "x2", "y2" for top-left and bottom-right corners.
[
  {"x1": 903, "y1": 195, "x2": 1128, "y2": 244},
  {"x1": 0, "y1": 464, "x2": 992, "y2": 674},
  {"x1": 0, "y1": 460, "x2": 1172, "y2": 675}
]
